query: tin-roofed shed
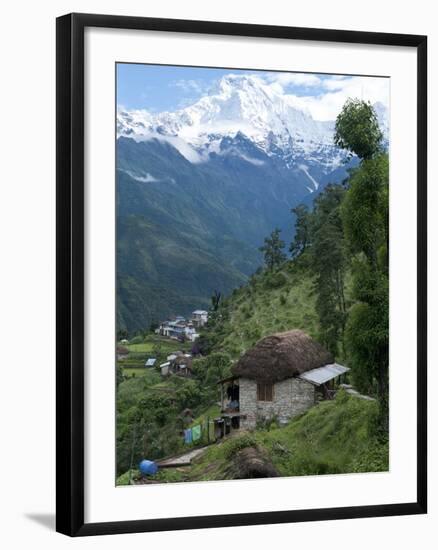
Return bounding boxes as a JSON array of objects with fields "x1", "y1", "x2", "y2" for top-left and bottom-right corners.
[{"x1": 298, "y1": 363, "x2": 349, "y2": 386}]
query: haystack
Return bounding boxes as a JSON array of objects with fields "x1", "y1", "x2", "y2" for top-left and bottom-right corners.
[
  {"x1": 232, "y1": 329, "x2": 333, "y2": 383},
  {"x1": 228, "y1": 447, "x2": 279, "y2": 479}
]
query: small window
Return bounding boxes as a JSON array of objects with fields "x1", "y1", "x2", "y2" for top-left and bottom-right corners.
[{"x1": 257, "y1": 383, "x2": 274, "y2": 402}]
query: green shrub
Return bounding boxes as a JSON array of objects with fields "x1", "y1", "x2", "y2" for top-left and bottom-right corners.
[
  {"x1": 334, "y1": 387, "x2": 349, "y2": 404},
  {"x1": 265, "y1": 271, "x2": 287, "y2": 289},
  {"x1": 116, "y1": 469, "x2": 137, "y2": 485},
  {"x1": 350, "y1": 440, "x2": 389, "y2": 472},
  {"x1": 223, "y1": 434, "x2": 258, "y2": 459},
  {"x1": 256, "y1": 414, "x2": 279, "y2": 431}
]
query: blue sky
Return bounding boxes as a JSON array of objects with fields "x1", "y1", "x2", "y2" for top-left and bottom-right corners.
[
  {"x1": 116, "y1": 63, "x2": 389, "y2": 121},
  {"x1": 117, "y1": 64, "x2": 219, "y2": 112}
]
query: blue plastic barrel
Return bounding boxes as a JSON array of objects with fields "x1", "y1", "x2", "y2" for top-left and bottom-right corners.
[{"x1": 138, "y1": 459, "x2": 158, "y2": 476}]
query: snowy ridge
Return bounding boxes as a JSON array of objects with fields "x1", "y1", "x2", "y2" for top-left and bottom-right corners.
[{"x1": 117, "y1": 74, "x2": 388, "y2": 175}]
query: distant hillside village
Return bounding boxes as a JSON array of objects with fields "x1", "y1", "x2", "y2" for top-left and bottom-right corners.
[
  {"x1": 116, "y1": 309, "x2": 209, "y2": 379},
  {"x1": 156, "y1": 309, "x2": 208, "y2": 342}
]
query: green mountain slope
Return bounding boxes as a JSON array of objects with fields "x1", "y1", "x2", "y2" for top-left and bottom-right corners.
[
  {"x1": 198, "y1": 260, "x2": 321, "y2": 360},
  {"x1": 116, "y1": 135, "x2": 321, "y2": 333}
]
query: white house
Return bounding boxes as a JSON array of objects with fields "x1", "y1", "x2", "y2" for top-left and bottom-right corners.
[
  {"x1": 192, "y1": 310, "x2": 208, "y2": 327},
  {"x1": 184, "y1": 325, "x2": 199, "y2": 342}
]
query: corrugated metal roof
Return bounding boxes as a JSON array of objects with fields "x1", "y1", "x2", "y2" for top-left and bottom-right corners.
[
  {"x1": 160, "y1": 362, "x2": 170, "y2": 368},
  {"x1": 298, "y1": 363, "x2": 349, "y2": 386},
  {"x1": 145, "y1": 358, "x2": 156, "y2": 366}
]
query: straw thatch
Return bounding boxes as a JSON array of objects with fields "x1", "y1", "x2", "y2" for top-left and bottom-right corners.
[
  {"x1": 232, "y1": 330, "x2": 333, "y2": 383},
  {"x1": 227, "y1": 447, "x2": 279, "y2": 479}
]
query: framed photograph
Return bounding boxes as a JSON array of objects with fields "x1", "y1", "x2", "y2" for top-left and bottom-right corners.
[{"x1": 56, "y1": 13, "x2": 427, "y2": 536}]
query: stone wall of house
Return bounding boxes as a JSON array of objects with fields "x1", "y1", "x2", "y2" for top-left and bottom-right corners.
[
  {"x1": 239, "y1": 377, "x2": 315, "y2": 429},
  {"x1": 239, "y1": 378, "x2": 258, "y2": 429},
  {"x1": 288, "y1": 378, "x2": 316, "y2": 417}
]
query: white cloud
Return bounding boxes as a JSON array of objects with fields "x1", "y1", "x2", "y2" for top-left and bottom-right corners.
[
  {"x1": 240, "y1": 154, "x2": 265, "y2": 166},
  {"x1": 265, "y1": 72, "x2": 322, "y2": 89},
  {"x1": 121, "y1": 169, "x2": 159, "y2": 183},
  {"x1": 172, "y1": 79, "x2": 206, "y2": 94},
  {"x1": 163, "y1": 135, "x2": 204, "y2": 163},
  {"x1": 284, "y1": 76, "x2": 390, "y2": 121},
  {"x1": 258, "y1": 72, "x2": 389, "y2": 120}
]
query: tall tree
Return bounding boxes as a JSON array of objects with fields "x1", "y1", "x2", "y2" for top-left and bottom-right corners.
[
  {"x1": 310, "y1": 185, "x2": 347, "y2": 356},
  {"x1": 259, "y1": 228, "x2": 287, "y2": 271},
  {"x1": 290, "y1": 204, "x2": 311, "y2": 258},
  {"x1": 211, "y1": 290, "x2": 222, "y2": 312},
  {"x1": 342, "y1": 155, "x2": 389, "y2": 399},
  {"x1": 334, "y1": 98, "x2": 383, "y2": 160},
  {"x1": 335, "y1": 99, "x2": 388, "y2": 424}
]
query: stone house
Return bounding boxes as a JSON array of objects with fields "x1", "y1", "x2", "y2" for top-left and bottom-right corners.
[{"x1": 218, "y1": 330, "x2": 349, "y2": 431}]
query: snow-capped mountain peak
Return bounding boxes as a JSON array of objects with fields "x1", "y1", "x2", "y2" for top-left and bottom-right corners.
[{"x1": 117, "y1": 73, "x2": 388, "y2": 175}]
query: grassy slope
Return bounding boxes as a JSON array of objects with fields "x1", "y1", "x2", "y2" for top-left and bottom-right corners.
[
  {"x1": 187, "y1": 391, "x2": 388, "y2": 482},
  {"x1": 206, "y1": 260, "x2": 319, "y2": 360},
  {"x1": 117, "y1": 392, "x2": 387, "y2": 485}
]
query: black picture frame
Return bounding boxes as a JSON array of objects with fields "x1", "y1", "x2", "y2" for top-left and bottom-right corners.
[{"x1": 56, "y1": 12, "x2": 427, "y2": 537}]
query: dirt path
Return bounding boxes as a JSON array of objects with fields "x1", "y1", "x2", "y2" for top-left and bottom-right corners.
[
  {"x1": 157, "y1": 447, "x2": 208, "y2": 468},
  {"x1": 339, "y1": 383, "x2": 375, "y2": 401}
]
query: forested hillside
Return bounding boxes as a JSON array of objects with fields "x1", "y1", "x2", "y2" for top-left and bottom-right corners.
[{"x1": 202, "y1": 100, "x2": 389, "y2": 405}]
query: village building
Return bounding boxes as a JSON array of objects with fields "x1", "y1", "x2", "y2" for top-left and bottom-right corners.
[
  {"x1": 191, "y1": 310, "x2": 208, "y2": 328},
  {"x1": 159, "y1": 361, "x2": 171, "y2": 376},
  {"x1": 158, "y1": 318, "x2": 200, "y2": 342},
  {"x1": 160, "y1": 353, "x2": 193, "y2": 377},
  {"x1": 144, "y1": 357, "x2": 156, "y2": 367},
  {"x1": 173, "y1": 355, "x2": 193, "y2": 376},
  {"x1": 157, "y1": 308, "x2": 207, "y2": 342},
  {"x1": 217, "y1": 330, "x2": 349, "y2": 432},
  {"x1": 184, "y1": 324, "x2": 200, "y2": 342},
  {"x1": 159, "y1": 320, "x2": 186, "y2": 340}
]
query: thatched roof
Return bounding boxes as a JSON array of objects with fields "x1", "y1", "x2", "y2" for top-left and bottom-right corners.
[{"x1": 232, "y1": 330, "x2": 333, "y2": 383}]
